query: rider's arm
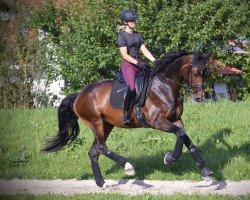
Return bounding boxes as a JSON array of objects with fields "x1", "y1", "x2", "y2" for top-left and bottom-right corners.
[
  {"x1": 119, "y1": 46, "x2": 138, "y2": 65},
  {"x1": 140, "y1": 44, "x2": 156, "y2": 62}
]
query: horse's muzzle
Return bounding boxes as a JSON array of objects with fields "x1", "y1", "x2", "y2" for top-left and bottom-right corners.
[
  {"x1": 193, "y1": 90, "x2": 204, "y2": 102},
  {"x1": 194, "y1": 97, "x2": 203, "y2": 102}
]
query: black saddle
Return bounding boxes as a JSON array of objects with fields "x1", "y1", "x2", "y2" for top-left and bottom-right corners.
[{"x1": 110, "y1": 70, "x2": 150, "y2": 109}]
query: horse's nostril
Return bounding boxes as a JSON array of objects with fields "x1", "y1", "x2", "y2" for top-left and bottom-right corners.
[{"x1": 195, "y1": 98, "x2": 202, "y2": 102}]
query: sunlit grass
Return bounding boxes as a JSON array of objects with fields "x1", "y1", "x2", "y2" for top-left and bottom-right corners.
[{"x1": 0, "y1": 99, "x2": 249, "y2": 181}]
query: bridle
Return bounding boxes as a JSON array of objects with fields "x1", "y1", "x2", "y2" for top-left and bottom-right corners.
[
  {"x1": 184, "y1": 63, "x2": 208, "y2": 94},
  {"x1": 146, "y1": 53, "x2": 209, "y2": 94}
]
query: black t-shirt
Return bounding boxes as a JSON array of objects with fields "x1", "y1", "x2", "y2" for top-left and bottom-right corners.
[{"x1": 117, "y1": 31, "x2": 144, "y2": 58}]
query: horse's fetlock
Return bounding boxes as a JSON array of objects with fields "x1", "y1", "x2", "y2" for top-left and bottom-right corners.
[
  {"x1": 189, "y1": 146, "x2": 197, "y2": 153},
  {"x1": 88, "y1": 147, "x2": 99, "y2": 160}
]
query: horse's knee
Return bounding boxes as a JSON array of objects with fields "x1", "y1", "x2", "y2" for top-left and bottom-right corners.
[
  {"x1": 88, "y1": 147, "x2": 99, "y2": 163},
  {"x1": 176, "y1": 128, "x2": 185, "y2": 137}
]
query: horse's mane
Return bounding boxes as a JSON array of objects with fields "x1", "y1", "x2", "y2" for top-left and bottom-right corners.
[{"x1": 154, "y1": 50, "x2": 190, "y2": 70}]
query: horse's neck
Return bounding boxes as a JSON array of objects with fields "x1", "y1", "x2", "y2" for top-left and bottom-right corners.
[{"x1": 161, "y1": 60, "x2": 184, "y2": 86}]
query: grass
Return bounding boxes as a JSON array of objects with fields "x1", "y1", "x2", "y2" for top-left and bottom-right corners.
[
  {"x1": 0, "y1": 99, "x2": 249, "y2": 181},
  {"x1": 0, "y1": 194, "x2": 249, "y2": 200}
]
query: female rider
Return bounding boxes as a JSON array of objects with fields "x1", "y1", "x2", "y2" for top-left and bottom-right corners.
[{"x1": 118, "y1": 9, "x2": 156, "y2": 125}]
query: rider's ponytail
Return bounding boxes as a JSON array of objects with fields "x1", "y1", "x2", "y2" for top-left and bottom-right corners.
[{"x1": 116, "y1": 25, "x2": 126, "y2": 31}]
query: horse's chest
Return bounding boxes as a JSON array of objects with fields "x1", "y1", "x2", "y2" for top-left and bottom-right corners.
[
  {"x1": 160, "y1": 100, "x2": 183, "y2": 120},
  {"x1": 167, "y1": 107, "x2": 179, "y2": 119}
]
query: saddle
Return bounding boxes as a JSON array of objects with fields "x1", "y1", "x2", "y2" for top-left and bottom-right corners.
[
  {"x1": 110, "y1": 70, "x2": 151, "y2": 127},
  {"x1": 110, "y1": 70, "x2": 149, "y2": 108}
]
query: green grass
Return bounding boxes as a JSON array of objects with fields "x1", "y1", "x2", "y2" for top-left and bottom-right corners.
[
  {"x1": 0, "y1": 99, "x2": 249, "y2": 181},
  {"x1": 0, "y1": 194, "x2": 249, "y2": 200}
]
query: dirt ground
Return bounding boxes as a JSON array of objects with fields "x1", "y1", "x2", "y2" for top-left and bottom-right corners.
[{"x1": 0, "y1": 179, "x2": 250, "y2": 196}]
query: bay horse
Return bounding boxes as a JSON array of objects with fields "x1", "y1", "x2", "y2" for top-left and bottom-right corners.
[{"x1": 43, "y1": 51, "x2": 213, "y2": 188}]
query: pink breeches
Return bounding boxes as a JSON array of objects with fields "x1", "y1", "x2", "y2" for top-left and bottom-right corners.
[{"x1": 121, "y1": 59, "x2": 140, "y2": 91}]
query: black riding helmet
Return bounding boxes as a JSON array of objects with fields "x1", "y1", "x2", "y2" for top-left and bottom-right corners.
[{"x1": 120, "y1": 9, "x2": 138, "y2": 22}]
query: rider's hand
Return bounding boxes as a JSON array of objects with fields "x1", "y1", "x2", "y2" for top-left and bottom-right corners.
[
  {"x1": 152, "y1": 60, "x2": 158, "y2": 67},
  {"x1": 137, "y1": 61, "x2": 149, "y2": 70}
]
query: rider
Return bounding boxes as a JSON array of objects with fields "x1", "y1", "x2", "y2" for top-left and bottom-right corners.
[{"x1": 118, "y1": 9, "x2": 156, "y2": 126}]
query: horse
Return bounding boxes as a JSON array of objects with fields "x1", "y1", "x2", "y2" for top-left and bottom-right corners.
[{"x1": 43, "y1": 51, "x2": 214, "y2": 188}]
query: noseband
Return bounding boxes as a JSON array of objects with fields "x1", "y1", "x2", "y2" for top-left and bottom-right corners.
[{"x1": 184, "y1": 53, "x2": 210, "y2": 94}]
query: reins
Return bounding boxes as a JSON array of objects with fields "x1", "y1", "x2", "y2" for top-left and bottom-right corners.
[
  {"x1": 143, "y1": 64, "x2": 186, "y2": 99},
  {"x1": 145, "y1": 54, "x2": 208, "y2": 95}
]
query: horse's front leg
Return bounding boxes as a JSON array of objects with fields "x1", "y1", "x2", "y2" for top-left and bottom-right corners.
[
  {"x1": 182, "y1": 133, "x2": 213, "y2": 177},
  {"x1": 169, "y1": 120, "x2": 213, "y2": 177},
  {"x1": 153, "y1": 118, "x2": 186, "y2": 164}
]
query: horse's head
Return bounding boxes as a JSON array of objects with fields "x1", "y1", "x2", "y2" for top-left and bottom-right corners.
[{"x1": 181, "y1": 53, "x2": 211, "y2": 102}]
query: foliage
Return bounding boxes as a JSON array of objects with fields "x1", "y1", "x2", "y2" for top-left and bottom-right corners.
[
  {"x1": 0, "y1": 0, "x2": 249, "y2": 107},
  {"x1": 0, "y1": 4, "x2": 43, "y2": 108},
  {"x1": 142, "y1": 0, "x2": 250, "y2": 99},
  {"x1": 30, "y1": 0, "x2": 249, "y2": 98},
  {"x1": 30, "y1": 0, "x2": 123, "y2": 93}
]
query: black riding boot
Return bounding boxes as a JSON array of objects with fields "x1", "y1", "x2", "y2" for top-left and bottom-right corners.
[{"x1": 123, "y1": 86, "x2": 135, "y2": 126}]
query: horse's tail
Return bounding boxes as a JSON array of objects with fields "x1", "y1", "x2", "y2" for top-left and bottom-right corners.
[{"x1": 42, "y1": 93, "x2": 79, "y2": 152}]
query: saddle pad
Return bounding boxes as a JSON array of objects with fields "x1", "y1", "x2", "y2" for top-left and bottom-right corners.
[
  {"x1": 110, "y1": 79, "x2": 126, "y2": 109},
  {"x1": 110, "y1": 72, "x2": 150, "y2": 109}
]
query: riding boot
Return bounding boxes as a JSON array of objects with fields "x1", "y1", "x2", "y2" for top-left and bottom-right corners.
[{"x1": 123, "y1": 86, "x2": 135, "y2": 126}]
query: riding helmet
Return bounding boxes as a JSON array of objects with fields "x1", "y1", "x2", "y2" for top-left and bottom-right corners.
[{"x1": 120, "y1": 9, "x2": 138, "y2": 22}]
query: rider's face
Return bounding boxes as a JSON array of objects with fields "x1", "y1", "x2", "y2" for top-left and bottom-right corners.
[{"x1": 126, "y1": 20, "x2": 136, "y2": 28}]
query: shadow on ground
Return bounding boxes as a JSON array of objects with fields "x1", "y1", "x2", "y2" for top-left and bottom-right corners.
[{"x1": 95, "y1": 128, "x2": 250, "y2": 181}]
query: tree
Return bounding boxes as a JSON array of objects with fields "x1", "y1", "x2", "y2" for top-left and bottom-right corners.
[
  {"x1": 148, "y1": 0, "x2": 250, "y2": 99},
  {"x1": 30, "y1": 0, "x2": 249, "y2": 97},
  {"x1": 31, "y1": 0, "x2": 125, "y2": 93},
  {"x1": 0, "y1": 2, "x2": 42, "y2": 108}
]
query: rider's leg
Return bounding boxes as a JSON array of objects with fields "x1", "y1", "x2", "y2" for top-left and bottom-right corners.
[
  {"x1": 123, "y1": 86, "x2": 135, "y2": 125},
  {"x1": 121, "y1": 60, "x2": 139, "y2": 125}
]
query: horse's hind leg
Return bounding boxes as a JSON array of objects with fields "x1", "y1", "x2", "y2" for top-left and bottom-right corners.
[
  {"x1": 88, "y1": 139, "x2": 103, "y2": 187},
  {"x1": 89, "y1": 120, "x2": 134, "y2": 188}
]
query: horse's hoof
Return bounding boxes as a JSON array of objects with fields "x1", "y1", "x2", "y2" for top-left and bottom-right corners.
[
  {"x1": 164, "y1": 152, "x2": 175, "y2": 165},
  {"x1": 125, "y1": 162, "x2": 135, "y2": 176},
  {"x1": 202, "y1": 175, "x2": 215, "y2": 183},
  {"x1": 102, "y1": 182, "x2": 108, "y2": 190},
  {"x1": 201, "y1": 167, "x2": 213, "y2": 177}
]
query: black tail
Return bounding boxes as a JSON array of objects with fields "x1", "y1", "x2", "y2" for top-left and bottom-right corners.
[{"x1": 42, "y1": 93, "x2": 79, "y2": 152}]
